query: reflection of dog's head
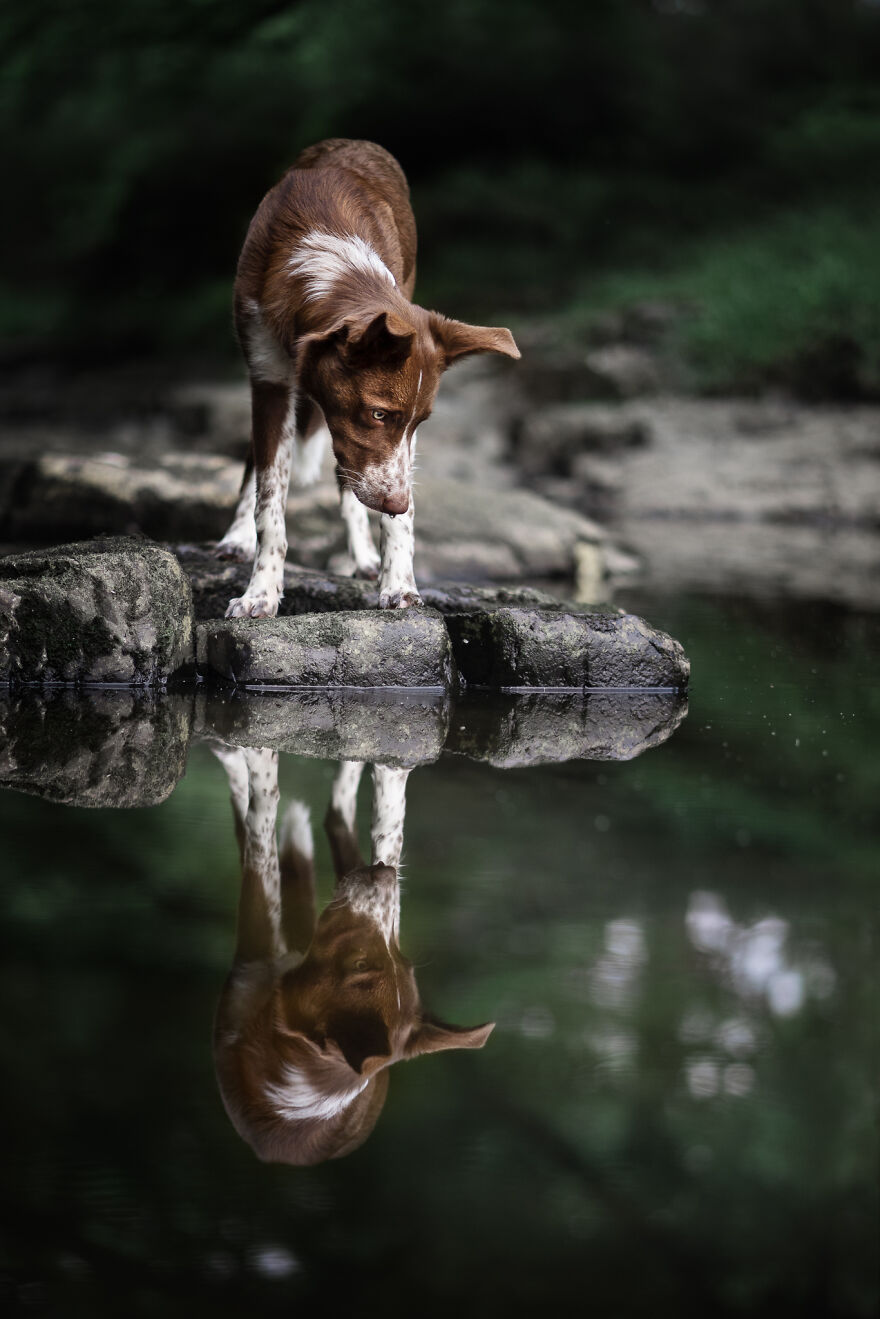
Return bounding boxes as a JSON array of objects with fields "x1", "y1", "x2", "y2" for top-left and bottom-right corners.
[{"x1": 214, "y1": 864, "x2": 493, "y2": 1166}]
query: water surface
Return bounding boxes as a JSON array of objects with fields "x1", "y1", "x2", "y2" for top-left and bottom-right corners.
[{"x1": 0, "y1": 594, "x2": 876, "y2": 1318}]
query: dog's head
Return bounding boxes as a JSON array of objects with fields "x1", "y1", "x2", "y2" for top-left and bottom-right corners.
[
  {"x1": 214, "y1": 864, "x2": 494, "y2": 1165},
  {"x1": 297, "y1": 308, "x2": 520, "y2": 514}
]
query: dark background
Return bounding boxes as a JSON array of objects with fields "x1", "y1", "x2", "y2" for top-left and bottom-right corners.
[{"x1": 3, "y1": 0, "x2": 880, "y2": 391}]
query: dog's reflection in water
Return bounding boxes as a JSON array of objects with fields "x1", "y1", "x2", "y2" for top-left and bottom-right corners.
[{"x1": 211, "y1": 748, "x2": 494, "y2": 1165}]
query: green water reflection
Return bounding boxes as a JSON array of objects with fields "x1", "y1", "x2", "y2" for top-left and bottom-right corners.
[{"x1": 0, "y1": 597, "x2": 876, "y2": 1318}]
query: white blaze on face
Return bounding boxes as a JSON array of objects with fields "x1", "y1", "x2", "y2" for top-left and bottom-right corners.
[{"x1": 358, "y1": 369, "x2": 423, "y2": 510}]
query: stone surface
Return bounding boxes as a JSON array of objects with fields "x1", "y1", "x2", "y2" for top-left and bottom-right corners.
[
  {"x1": 583, "y1": 346, "x2": 662, "y2": 399},
  {"x1": 515, "y1": 403, "x2": 651, "y2": 477},
  {"x1": 0, "y1": 449, "x2": 605, "y2": 585},
  {"x1": 197, "y1": 610, "x2": 455, "y2": 689},
  {"x1": 446, "y1": 690, "x2": 689, "y2": 766},
  {"x1": 0, "y1": 689, "x2": 192, "y2": 806},
  {"x1": 195, "y1": 689, "x2": 449, "y2": 767},
  {"x1": 175, "y1": 547, "x2": 567, "y2": 622},
  {"x1": 444, "y1": 606, "x2": 689, "y2": 690},
  {"x1": 0, "y1": 538, "x2": 193, "y2": 685},
  {"x1": 528, "y1": 396, "x2": 880, "y2": 610}
]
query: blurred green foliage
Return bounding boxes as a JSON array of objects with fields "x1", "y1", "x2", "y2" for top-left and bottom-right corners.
[{"x1": 1, "y1": 0, "x2": 880, "y2": 388}]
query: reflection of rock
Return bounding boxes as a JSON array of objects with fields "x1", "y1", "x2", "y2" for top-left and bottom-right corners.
[
  {"x1": 444, "y1": 606, "x2": 689, "y2": 690},
  {"x1": 195, "y1": 689, "x2": 448, "y2": 767},
  {"x1": 446, "y1": 690, "x2": 689, "y2": 766},
  {"x1": 197, "y1": 611, "x2": 455, "y2": 689},
  {"x1": 0, "y1": 690, "x2": 192, "y2": 806},
  {"x1": 193, "y1": 686, "x2": 687, "y2": 766},
  {"x1": 0, "y1": 539, "x2": 193, "y2": 684}
]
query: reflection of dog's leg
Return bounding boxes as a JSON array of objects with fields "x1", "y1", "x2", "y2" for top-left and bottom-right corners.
[
  {"x1": 325, "y1": 761, "x2": 366, "y2": 880},
  {"x1": 230, "y1": 747, "x2": 285, "y2": 962},
  {"x1": 371, "y1": 765, "x2": 411, "y2": 869},
  {"x1": 278, "y1": 800, "x2": 316, "y2": 954},
  {"x1": 211, "y1": 743, "x2": 250, "y2": 863}
]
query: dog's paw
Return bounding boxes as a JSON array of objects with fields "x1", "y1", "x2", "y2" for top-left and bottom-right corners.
[
  {"x1": 378, "y1": 588, "x2": 423, "y2": 610},
  {"x1": 214, "y1": 535, "x2": 257, "y2": 563},
  {"x1": 225, "y1": 592, "x2": 280, "y2": 619},
  {"x1": 354, "y1": 557, "x2": 381, "y2": 582}
]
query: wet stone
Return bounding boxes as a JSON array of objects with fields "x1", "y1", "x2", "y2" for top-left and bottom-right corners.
[
  {"x1": 0, "y1": 689, "x2": 192, "y2": 807},
  {"x1": 197, "y1": 609, "x2": 455, "y2": 689},
  {"x1": 443, "y1": 606, "x2": 690, "y2": 690},
  {"x1": 0, "y1": 538, "x2": 193, "y2": 686}
]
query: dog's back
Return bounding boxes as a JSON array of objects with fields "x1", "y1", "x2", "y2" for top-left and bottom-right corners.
[{"x1": 236, "y1": 138, "x2": 417, "y2": 309}]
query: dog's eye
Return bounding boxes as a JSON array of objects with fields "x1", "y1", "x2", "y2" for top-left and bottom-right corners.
[
  {"x1": 371, "y1": 409, "x2": 387, "y2": 421},
  {"x1": 354, "y1": 957, "x2": 369, "y2": 972}
]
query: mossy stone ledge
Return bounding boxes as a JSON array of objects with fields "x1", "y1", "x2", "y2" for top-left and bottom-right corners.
[{"x1": 0, "y1": 538, "x2": 193, "y2": 686}]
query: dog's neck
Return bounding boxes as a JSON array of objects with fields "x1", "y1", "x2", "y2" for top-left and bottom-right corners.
[{"x1": 285, "y1": 229, "x2": 414, "y2": 338}]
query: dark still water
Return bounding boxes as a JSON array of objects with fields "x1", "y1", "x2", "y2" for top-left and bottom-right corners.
[{"x1": 0, "y1": 595, "x2": 877, "y2": 1319}]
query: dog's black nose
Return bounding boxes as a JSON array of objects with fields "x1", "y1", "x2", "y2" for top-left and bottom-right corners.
[{"x1": 379, "y1": 493, "x2": 409, "y2": 516}]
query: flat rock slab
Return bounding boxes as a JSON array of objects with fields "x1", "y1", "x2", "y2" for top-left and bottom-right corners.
[
  {"x1": 0, "y1": 538, "x2": 193, "y2": 685},
  {"x1": 444, "y1": 606, "x2": 689, "y2": 690},
  {"x1": 0, "y1": 689, "x2": 192, "y2": 807},
  {"x1": 197, "y1": 610, "x2": 455, "y2": 689},
  {"x1": 176, "y1": 545, "x2": 567, "y2": 622},
  {"x1": 195, "y1": 689, "x2": 449, "y2": 767}
]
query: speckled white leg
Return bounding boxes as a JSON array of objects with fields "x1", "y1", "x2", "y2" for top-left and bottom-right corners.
[
  {"x1": 370, "y1": 764, "x2": 410, "y2": 871},
  {"x1": 278, "y1": 799, "x2": 313, "y2": 870},
  {"x1": 331, "y1": 760, "x2": 365, "y2": 832},
  {"x1": 340, "y1": 488, "x2": 381, "y2": 579},
  {"x1": 378, "y1": 497, "x2": 420, "y2": 609},
  {"x1": 292, "y1": 424, "x2": 328, "y2": 488},
  {"x1": 241, "y1": 748, "x2": 285, "y2": 958},
  {"x1": 211, "y1": 744, "x2": 250, "y2": 826},
  {"x1": 226, "y1": 391, "x2": 294, "y2": 619},
  {"x1": 215, "y1": 467, "x2": 257, "y2": 562}
]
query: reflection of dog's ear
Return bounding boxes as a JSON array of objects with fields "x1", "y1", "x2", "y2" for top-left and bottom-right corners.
[
  {"x1": 405, "y1": 1014, "x2": 495, "y2": 1057},
  {"x1": 323, "y1": 1011, "x2": 392, "y2": 1076}
]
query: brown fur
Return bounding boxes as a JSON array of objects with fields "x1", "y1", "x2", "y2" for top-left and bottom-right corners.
[{"x1": 231, "y1": 138, "x2": 520, "y2": 521}]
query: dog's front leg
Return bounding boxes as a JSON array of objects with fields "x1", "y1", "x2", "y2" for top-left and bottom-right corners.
[
  {"x1": 226, "y1": 380, "x2": 293, "y2": 619},
  {"x1": 378, "y1": 496, "x2": 421, "y2": 609}
]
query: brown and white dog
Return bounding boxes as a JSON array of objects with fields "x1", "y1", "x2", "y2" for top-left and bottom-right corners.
[
  {"x1": 211, "y1": 747, "x2": 494, "y2": 1165},
  {"x1": 216, "y1": 138, "x2": 520, "y2": 617}
]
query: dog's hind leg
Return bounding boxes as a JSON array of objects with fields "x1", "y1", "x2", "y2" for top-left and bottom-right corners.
[
  {"x1": 291, "y1": 400, "x2": 329, "y2": 489},
  {"x1": 340, "y1": 487, "x2": 381, "y2": 580},
  {"x1": 215, "y1": 454, "x2": 258, "y2": 563},
  {"x1": 226, "y1": 379, "x2": 294, "y2": 618},
  {"x1": 279, "y1": 800, "x2": 317, "y2": 955},
  {"x1": 325, "y1": 760, "x2": 367, "y2": 880}
]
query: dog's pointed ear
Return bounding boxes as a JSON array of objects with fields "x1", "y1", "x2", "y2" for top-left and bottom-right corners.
[
  {"x1": 430, "y1": 314, "x2": 520, "y2": 367},
  {"x1": 405, "y1": 1014, "x2": 495, "y2": 1058},
  {"x1": 345, "y1": 311, "x2": 415, "y2": 363},
  {"x1": 295, "y1": 312, "x2": 414, "y2": 374},
  {"x1": 325, "y1": 1012, "x2": 392, "y2": 1076}
]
